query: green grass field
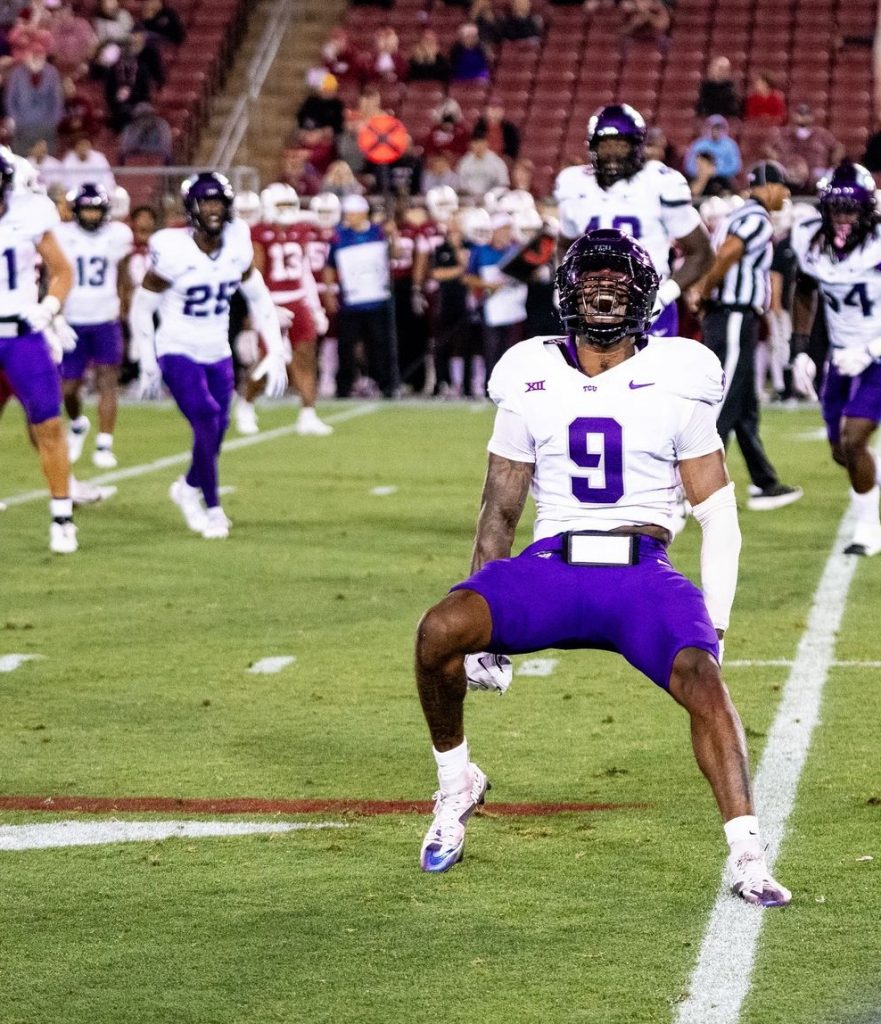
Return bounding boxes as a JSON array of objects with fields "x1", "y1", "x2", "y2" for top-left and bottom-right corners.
[{"x1": 1, "y1": 398, "x2": 879, "y2": 1024}]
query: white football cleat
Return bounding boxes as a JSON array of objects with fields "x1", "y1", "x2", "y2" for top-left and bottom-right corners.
[
  {"x1": 49, "y1": 520, "x2": 78, "y2": 554},
  {"x1": 169, "y1": 476, "x2": 209, "y2": 533},
  {"x1": 201, "y1": 506, "x2": 231, "y2": 540},
  {"x1": 234, "y1": 399, "x2": 260, "y2": 436},
  {"x1": 67, "y1": 415, "x2": 90, "y2": 463},
  {"x1": 420, "y1": 762, "x2": 489, "y2": 873},
  {"x1": 728, "y1": 845, "x2": 791, "y2": 908},
  {"x1": 844, "y1": 521, "x2": 881, "y2": 557},
  {"x1": 92, "y1": 447, "x2": 118, "y2": 469},
  {"x1": 295, "y1": 408, "x2": 333, "y2": 436},
  {"x1": 70, "y1": 476, "x2": 117, "y2": 506}
]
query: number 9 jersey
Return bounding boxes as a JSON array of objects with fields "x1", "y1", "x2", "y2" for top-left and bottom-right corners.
[
  {"x1": 486, "y1": 336, "x2": 725, "y2": 538},
  {"x1": 791, "y1": 214, "x2": 881, "y2": 350},
  {"x1": 149, "y1": 217, "x2": 253, "y2": 363}
]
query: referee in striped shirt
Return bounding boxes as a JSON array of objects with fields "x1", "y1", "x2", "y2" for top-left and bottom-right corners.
[{"x1": 698, "y1": 161, "x2": 803, "y2": 511}]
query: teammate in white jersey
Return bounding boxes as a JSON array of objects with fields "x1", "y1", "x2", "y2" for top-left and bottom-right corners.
[
  {"x1": 556, "y1": 104, "x2": 713, "y2": 337},
  {"x1": 0, "y1": 148, "x2": 79, "y2": 553},
  {"x1": 56, "y1": 184, "x2": 133, "y2": 469},
  {"x1": 414, "y1": 229, "x2": 791, "y2": 908},
  {"x1": 791, "y1": 161, "x2": 881, "y2": 555},
  {"x1": 130, "y1": 172, "x2": 287, "y2": 540}
]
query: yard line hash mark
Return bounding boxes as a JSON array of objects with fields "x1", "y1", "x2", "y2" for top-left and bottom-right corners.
[
  {"x1": 675, "y1": 507, "x2": 863, "y2": 1024},
  {"x1": 0, "y1": 654, "x2": 43, "y2": 673},
  {"x1": 0, "y1": 819, "x2": 346, "y2": 852},
  {"x1": 248, "y1": 656, "x2": 296, "y2": 675}
]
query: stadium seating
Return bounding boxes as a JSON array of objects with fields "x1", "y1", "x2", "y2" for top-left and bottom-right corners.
[{"x1": 336, "y1": 0, "x2": 878, "y2": 197}]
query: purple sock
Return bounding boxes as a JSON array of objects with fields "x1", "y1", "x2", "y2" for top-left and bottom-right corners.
[{"x1": 187, "y1": 415, "x2": 222, "y2": 508}]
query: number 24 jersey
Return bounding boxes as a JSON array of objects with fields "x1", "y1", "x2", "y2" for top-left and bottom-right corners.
[
  {"x1": 149, "y1": 218, "x2": 253, "y2": 363},
  {"x1": 487, "y1": 336, "x2": 725, "y2": 539}
]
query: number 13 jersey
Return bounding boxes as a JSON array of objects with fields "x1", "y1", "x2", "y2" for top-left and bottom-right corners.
[
  {"x1": 487, "y1": 336, "x2": 725, "y2": 539},
  {"x1": 149, "y1": 218, "x2": 253, "y2": 362}
]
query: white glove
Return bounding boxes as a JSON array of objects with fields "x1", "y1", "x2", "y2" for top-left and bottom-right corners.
[
  {"x1": 23, "y1": 295, "x2": 61, "y2": 333},
  {"x1": 52, "y1": 315, "x2": 78, "y2": 352},
  {"x1": 790, "y1": 352, "x2": 817, "y2": 399},
  {"x1": 464, "y1": 652, "x2": 513, "y2": 694},
  {"x1": 252, "y1": 352, "x2": 288, "y2": 398},
  {"x1": 411, "y1": 288, "x2": 428, "y2": 316},
  {"x1": 311, "y1": 305, "x2": 329, "y2": 337},
  {"x1": 234, "y1": 328, "x2": 261, "y2": 366},
  {"x1": 138, "y1": 364, "x2": 162, "y2": 400},
  {"x1": 275, "y1": 305, "x2": 295, "y2": 331},
  {"x1": 43, "y1": 328, "x2": 63, "y2": 364},
  {"x1": 652, "y1": 278, "x2": 681, "y2": 319},
  {"x1": 832, "y1": 342, "x2": 881, "y2": 377}
]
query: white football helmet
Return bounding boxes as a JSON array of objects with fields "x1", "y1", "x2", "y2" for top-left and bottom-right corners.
[
  {"x1": 483, "y1": 186, "x2": 510, "y2": 215},
  {"x1": 310, "y1": 191, "x2": 342, "y2": 229},
  {"x1": 260, "y1": 182, "x2": 300, "y2": 226},
  {"x1": 426, "y1": 185, "x2": 459, "y2": 224},
  {"x1": 699, "y1": 195, "x2": 733, "y2": 234},
  {"x1": 111, "y1": 185, "x2": 130, "y2": 220},
  {"x1": 234, "y1": 189, "x2": 262, "y2": 226},
  {"x1": 460, "y1": 206, "x2": 492, "y2": 245},
  {"x1": 5, "y1": 148, "x2": 44, "y2": 195}
]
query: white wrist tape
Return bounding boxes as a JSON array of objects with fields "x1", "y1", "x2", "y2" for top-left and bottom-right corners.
[
  {"x1": 691, "y1": 481, "x2": 740, "y2": 631},
  {"x1": 41, "y1": 295, "x2": 61, "y2": 318},
  {"x1": 657, "y1": 278, "x2": 681, "y2": 308},
  {"x1": 240, "y1": 268, "x2": 285, "y2": 360}
]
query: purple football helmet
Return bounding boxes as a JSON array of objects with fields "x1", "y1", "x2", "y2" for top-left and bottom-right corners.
[
  {"x1": 0, "y1": 148, "x2": 15, "y2": 204},
  {"x1": 68, "y1": 183, "x2": 110, "y2": 231},
  {"x1": 181, "y1": 171, "x2": 235, "y2": 235},
  {"x1": 587, "y1": 104, "x2": 647, "y2": 188},
  {"x1": 817, "y1": 160, "x2": 877, "y2": 255},
  {"x1": 556, "y1": 228, "x2": 659, "y2": 347}
]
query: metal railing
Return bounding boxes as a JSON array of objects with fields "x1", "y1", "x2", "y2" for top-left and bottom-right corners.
[{"x1": 209, "y1": 0, "x2": 295, "y2": 170}]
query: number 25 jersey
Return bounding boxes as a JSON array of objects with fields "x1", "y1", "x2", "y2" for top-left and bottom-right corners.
[
  {"x1": 790, "y1": 216, "x2": 881, "y2": 351},
  {"x1": 149, "y1": 217, "x2": 253, "y2": 363},
  {"x1": 487, "y1": 336, "x2": 725, "y2": 538}
]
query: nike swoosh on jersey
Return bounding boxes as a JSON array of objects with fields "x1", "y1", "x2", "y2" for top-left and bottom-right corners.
[{"x1": 628, "y1": 381, "x2": 655, "y2": 390}]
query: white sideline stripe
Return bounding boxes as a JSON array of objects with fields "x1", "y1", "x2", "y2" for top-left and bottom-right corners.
[
  {"x1": 0, "y1": 819, "x2": 347, "y2": 851},
  {"x1": 0, "y1": 403, "x2": 380, "y2": 508},
  {"x1": 248, "y1": 656, "x2": 296, "y2": 675},
  {"x1": 0, "y1": 653, "x2": 43, "y2": 673},
  {"x1": 675, "y1": 509, "x2": 860, "y2": 1024},
  {"x1": 516, "y1": 657, "x2": 559, "y2": 677}
]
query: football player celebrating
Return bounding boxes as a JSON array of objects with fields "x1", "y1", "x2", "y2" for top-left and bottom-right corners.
[
  {"x1": 130, "y1": 172, "x2": 288, "y2": 540},
  {"x1": 0, "y1": 148, "x2": 78, "y2": 553},
  {"x1": 236, "y1": 182, "x2": 332, "y2": 437},
  {"x1": 413, "y1": 230, "x2": 791, "y2": 909},
  {"x1": 556, "y1": 104, "x2": 713, "y2": 336},
  {"x1": 56, "y1": 183, "x2": 133, "y2": 469},
  {"x1": 791, "y1": 161, "x2": 881, "y2": 556}
]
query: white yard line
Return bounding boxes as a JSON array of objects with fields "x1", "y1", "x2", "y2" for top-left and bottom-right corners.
[
  {"x1": 0, "y1": 403, "x2": 380, "y2": 508},
  {"x1": 675, "y1": 509, "x2": 861, "y2": 1024},
  {"x1": 0, "y1": 819, "x2": 347, "y2": 851},
  {"x1": 727, "y1": 659, "x2": 881, "y2": 669}
]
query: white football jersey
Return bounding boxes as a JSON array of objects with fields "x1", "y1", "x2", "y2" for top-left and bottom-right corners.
[
  {"x1": 487, "y1": 336, "x2": 724, "y2": 538},
  {"x1": 149, "y1": 218, "x2": 253, "y2": 362},
  {"x1": 56, "y1": 219, "x2": 133, "y2": 325},
  {"x1": 0, "y1": 191, "x2": 59, "y2": 317},
  {"x1": 791, "y1": 216, "x2": 881, "y2": 350},
  {"x1": 557, "y1": 161, "x2": 700, "y2": 279}
]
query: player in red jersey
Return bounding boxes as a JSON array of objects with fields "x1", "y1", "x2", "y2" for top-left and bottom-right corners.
[
  {"x1": 235, "y1": 184, "x2": 332, "y2": 436},
  {"x1": 305, "y1": 193, "x2": 341, "y2": 399}
]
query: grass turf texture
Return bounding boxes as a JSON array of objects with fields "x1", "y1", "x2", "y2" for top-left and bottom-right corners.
[{"x1": 1, "y1": 400, "x2": 879, "y2": 1024}]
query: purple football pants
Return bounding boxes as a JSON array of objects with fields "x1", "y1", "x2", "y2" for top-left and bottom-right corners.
[
  {"x1": 821, "y1": 358, "x2": 881, "y2": 443},
  {"x1": 452, "y1": 533, "x2": 719, "y2": 689},
  {"x1": 0, "y1": 331, "x2": 61, "y2": 425},
  {"x1": 158, "y1": 353, "x2": 234, "y2": 509}
]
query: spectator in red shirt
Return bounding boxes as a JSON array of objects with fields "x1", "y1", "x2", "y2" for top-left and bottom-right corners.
[
  {"x1": 279, "y1": 145, "x2": 323, "y2": 196},
  {"x1": 58, "y1": 74, "x2": 100, "y2": 151},
  {"x1": 321, "y1": 28, "x2": 361, "y2": 85},
  {"x1": 744, "y1": 71, "x2": 787, "y2": 126},
  {"x1": 419, "y1": 99, "x2": 471, "y2": 161},
  {"x1": 362, "y1": 27, "x2": 407, "y2": 86}
]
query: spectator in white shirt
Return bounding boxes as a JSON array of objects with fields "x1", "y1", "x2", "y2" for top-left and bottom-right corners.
[
  {"x1": 455, "y1": 130, "x2": 509, "y2": 198},
  {"x1": 27, "y1": 137, "x2": 64, "y2": 190},
  {"x1": 60, "y1": 134, "x2": 116, "y2": 192}
]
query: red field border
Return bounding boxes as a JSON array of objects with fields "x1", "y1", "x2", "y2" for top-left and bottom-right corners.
[{"x1": 0, "y1": 795, "x2": 649, "y2": 817}]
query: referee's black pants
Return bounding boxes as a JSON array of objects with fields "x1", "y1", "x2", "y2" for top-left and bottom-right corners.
[
  {"x1": 336, "y1": 302, "x2": 398, "y2": 399},
  {"x1": 702, "y1": 307, "x2": 780, "y2": 491}
]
